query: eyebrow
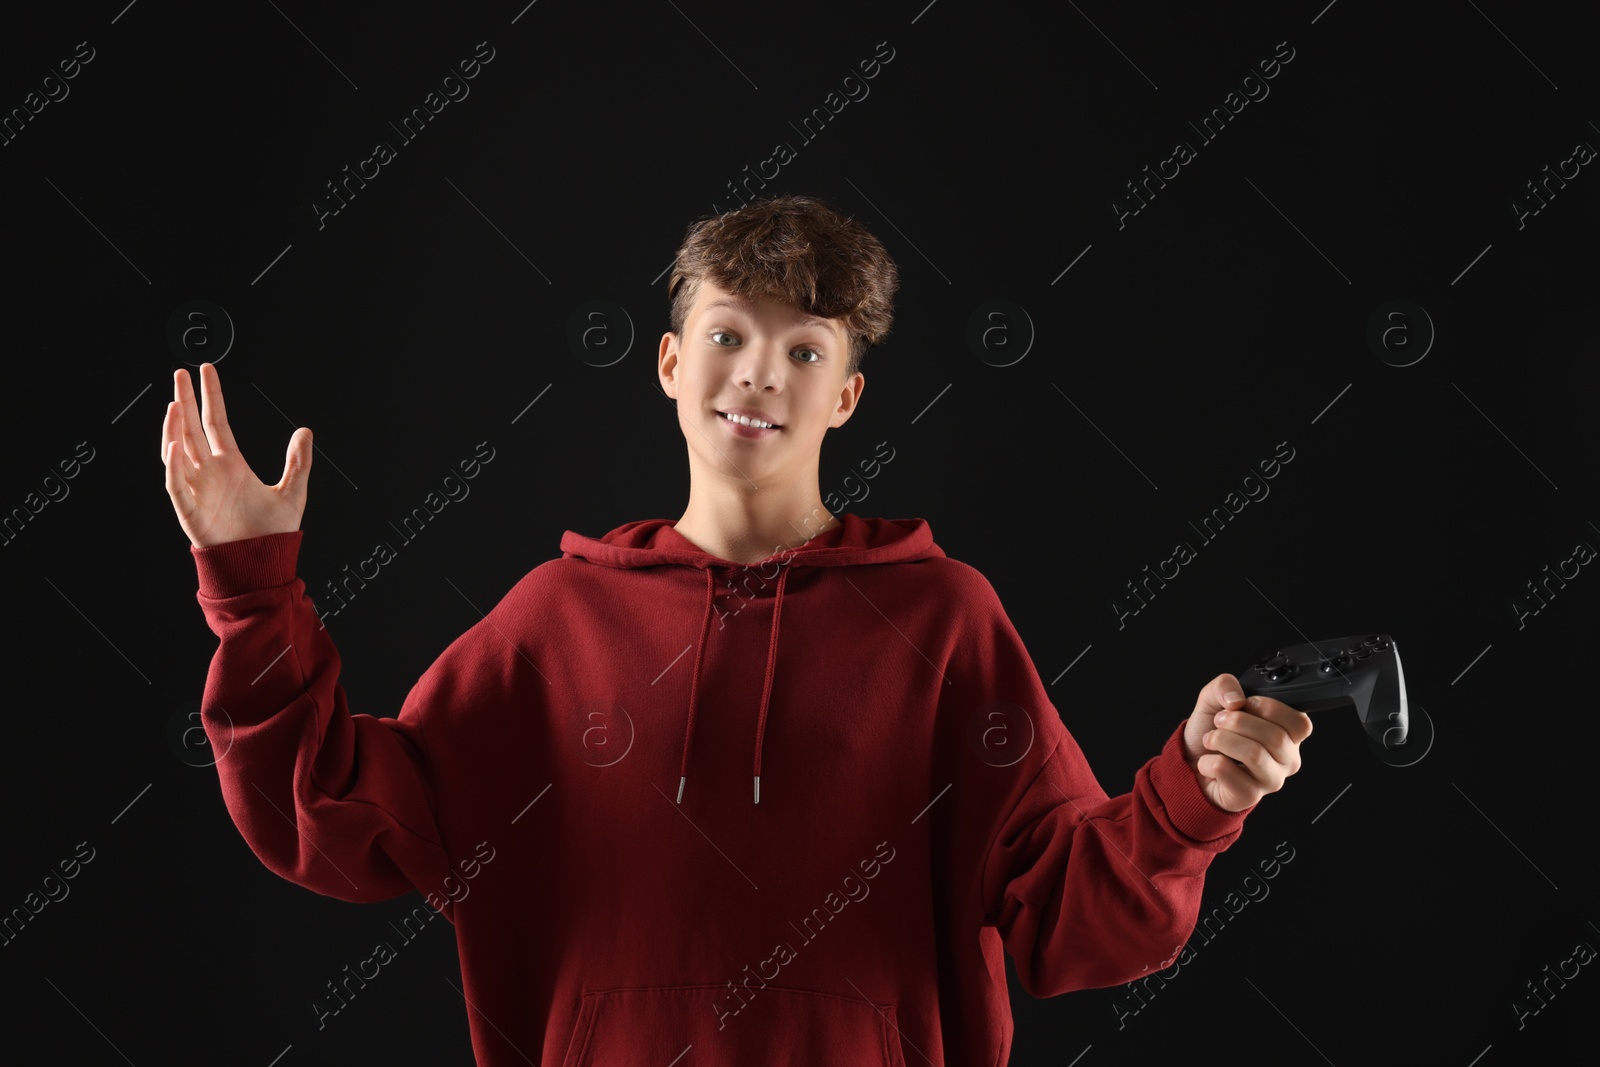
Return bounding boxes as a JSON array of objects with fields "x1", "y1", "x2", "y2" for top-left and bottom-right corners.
[{"x1": 702, "y1": 298, "x2": 835, "y2": 334}]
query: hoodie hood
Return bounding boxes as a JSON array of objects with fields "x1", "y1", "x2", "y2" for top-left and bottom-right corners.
[{"x1": 559, "y1": 514, "x2": 942, "y2": 804}]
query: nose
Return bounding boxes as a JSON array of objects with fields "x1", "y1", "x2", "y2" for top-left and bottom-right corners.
[{"x1": 733, "y1": 339, "x2": 785, "y2": 390}]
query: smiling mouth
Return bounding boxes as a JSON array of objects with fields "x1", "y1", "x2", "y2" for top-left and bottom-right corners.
[{"x1": 718, "y1": 411, "x2": 781, "y2": 430}]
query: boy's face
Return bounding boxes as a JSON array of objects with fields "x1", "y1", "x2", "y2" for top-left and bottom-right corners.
[{"x1": 659, "y1": 279, "x2": 864, "y2": 488}]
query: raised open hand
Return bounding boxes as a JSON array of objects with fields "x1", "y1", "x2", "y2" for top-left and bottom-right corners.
[{"x1": 161, "y1": 362, "x2": 313, "y2": 549}]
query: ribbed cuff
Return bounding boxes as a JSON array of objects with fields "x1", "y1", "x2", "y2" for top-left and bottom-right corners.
[
  {"x1": 192, "y1": 530, "x2": 304, "y2": 599},
  {"x1": 1148, "y1": 719, "x2": 1253, "y2": 845}
]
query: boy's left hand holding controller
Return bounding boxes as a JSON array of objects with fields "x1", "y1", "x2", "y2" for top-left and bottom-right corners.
[{"x1": 1181, "y1": 675, "x2": 1314, "y2": 813}]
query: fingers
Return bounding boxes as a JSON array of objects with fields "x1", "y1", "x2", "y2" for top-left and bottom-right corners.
[
  {"x1": 198, "y1": 362, "x2": 240, "y2": 454},
  {"x1": 161, "y1": 396, "x2": 175, "y2": 465},
  {"x1": 174, "y1": 368, "x2": 208, "y2": 467},
  {"x1": 1242, "y1": 694, "x2": 1314, "y2": 745},
  {"x1": 163, "y1": 394, "x2": 195, "y2": 470},
  {"x1": 1202, "y1": 673, "x2": 1313, "y2": 743},
  {"x1": 1203, "y1": 721, "x2": 1294, "y2": 789},
  {"x1": 1195, "y1": 755, "x2": 1263, "y2": 808},
  {"x1": 1217, "y1": 705, "x2": 1302, "y2": 764},
  {"x1": 1193, "y1": 673, "x2": 1313, "y2": 809},
  {"x1": 174, "y1": 363, "x2": 238, "y2": 464},
  {"x1": 163, "y1": 438, "x2": 189, "y2": 501}
]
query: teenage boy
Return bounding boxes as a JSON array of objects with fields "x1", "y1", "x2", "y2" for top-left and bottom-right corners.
[{"x1": 164, "y1": 195, "x2": 1310, "y2": 1066}]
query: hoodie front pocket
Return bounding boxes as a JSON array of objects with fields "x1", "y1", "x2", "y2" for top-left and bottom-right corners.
[{"x1": 559, "y1": 983, "x2": 908, "y2": 1067}]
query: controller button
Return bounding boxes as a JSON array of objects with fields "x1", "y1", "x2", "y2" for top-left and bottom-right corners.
[
  {"x1": 1267, "y1": 663, "x2": 1298, "y2": 683},
  {"x1": 1263, "y1": 655, "x2": 1289, "y2": 673},
  {"x1": 1354, "y1": 647, "x2": 1372, "y2": 660},
  {"x1": 1317, "y1": 659, "x2": 1340, "y2": 675},
  {"x1": 1364, "y1": 635, "x2": 1390, "y2": 652}
]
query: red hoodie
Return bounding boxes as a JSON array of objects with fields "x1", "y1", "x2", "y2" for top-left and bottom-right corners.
[{"x1": 191, "y1": 513, "x2": 1251, "y2": 1065}]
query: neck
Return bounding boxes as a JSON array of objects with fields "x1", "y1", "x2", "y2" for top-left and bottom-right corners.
[{"x1": 674, "y1": 478, "x2": 838, "y2": 566}]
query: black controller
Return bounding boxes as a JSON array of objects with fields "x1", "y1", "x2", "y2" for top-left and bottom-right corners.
[{"x1": 1239, "y1": 634, "x2": 1409, "y2": 749}]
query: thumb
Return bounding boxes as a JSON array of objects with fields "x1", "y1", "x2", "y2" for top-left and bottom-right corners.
[
  {"x1": 1186, "y1": 672, "x2": 1248, "y2": 761},
  {"x1": 1210, "y1": 673, "x2": 1248, "y2": 712},
  {"x1": 280, "y1": 427, "x2": 313, "y2": 494}
]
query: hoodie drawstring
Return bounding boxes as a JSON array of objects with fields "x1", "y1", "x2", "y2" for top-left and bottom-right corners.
[
  {"x1": 752, "y1": 566, "x2": 789, "y2": 804},
  {"x1": 676, "y1": 567, "x2": 717, "y2": 805},
  {"x1": 676, "y1": 563, "x2": 790, "y2": 805}
]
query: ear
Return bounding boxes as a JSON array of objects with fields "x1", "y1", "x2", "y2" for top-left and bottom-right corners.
[
  {"x1": 658, "y1": 332, "x2": 680, "y2": 399},
  {"x1": 829, "y1": 371, "x2": 865, "y2": 429}
]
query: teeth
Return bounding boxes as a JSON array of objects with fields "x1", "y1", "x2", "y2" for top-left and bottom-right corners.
[{"x1": 723, "y1": 412, "x2": 775, "y2": 429}]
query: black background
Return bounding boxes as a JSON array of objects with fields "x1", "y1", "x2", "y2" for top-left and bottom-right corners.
[{"x1": 2, "y1": 1, "x2": 1595, "y2": 1063}]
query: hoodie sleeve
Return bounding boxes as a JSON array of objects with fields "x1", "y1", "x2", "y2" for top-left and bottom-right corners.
[
  {"x1": 190, "y1": 530, "x2": 515, "y2": 913},
  {"x1": 938, "y1": 567, "x2": 1253, "y2": 998}
]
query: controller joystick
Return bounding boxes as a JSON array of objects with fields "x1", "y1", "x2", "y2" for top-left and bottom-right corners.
[{"x1": 1239, "y1": 634, "x2": 1409, "y2": 751}]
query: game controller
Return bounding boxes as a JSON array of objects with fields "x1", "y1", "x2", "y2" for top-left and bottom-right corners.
[{"x1": 1239, "y1": 634, "x2": 1409, "y2": 750}]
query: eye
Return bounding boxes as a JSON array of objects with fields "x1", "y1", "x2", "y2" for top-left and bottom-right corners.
[
  {"x1": 793, "y1": 347, "x2": 822, "y2": 364},
  {"x1": 709, "y1": 330, "x2": 738, "y2": 346}
]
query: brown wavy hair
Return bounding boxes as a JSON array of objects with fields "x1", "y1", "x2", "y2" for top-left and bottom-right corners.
[{"x1": 666, "y1": 195, "x2": 899, "y2": 380}]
